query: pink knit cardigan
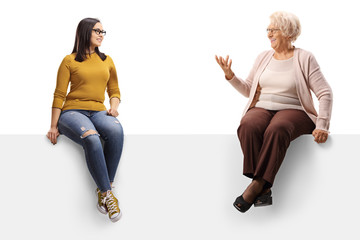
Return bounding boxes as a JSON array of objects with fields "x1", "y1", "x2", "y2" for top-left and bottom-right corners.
[{"x1": 228, "y1": 48, "x2": 333, "y2": 131}]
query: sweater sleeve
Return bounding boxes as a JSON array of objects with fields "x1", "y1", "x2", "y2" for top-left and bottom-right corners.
[
  {"x1": 307, "y1": 53, "x2": 333, "y2": 131},
  {"x1": 106, "y1": 56, "x2": 121, "y2": 100},
  {"x1": 227, "y1": 52, "x2": 264, "y2": 98},
  {"x1": 52, "y1": 55, "x2": 71, "y2": 109}
]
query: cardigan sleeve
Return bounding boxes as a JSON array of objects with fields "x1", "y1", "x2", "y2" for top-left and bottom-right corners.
[
  {"x1": 227, "y1": 52, "x2": 266, "y2": 98},
  {"x1": 307, "y1": 53, "x2": 333, "y2": 131},
  {"x1": 106, "y1": 56, "x2": 121, "y2": 100},
  {"x1": 52, "y1": 55, "x2": 71, "y2": 109},
  {"x1": 227, "y1": 75, "x2": 252, "y2": 97}
]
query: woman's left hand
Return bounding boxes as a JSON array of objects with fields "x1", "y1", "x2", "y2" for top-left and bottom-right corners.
[
  {"x1": 312, "y1": 129, "x2": 328, "y2": 143},
  {"x1": 107, "y1": 108, "x2": 119, "y2": 117}
]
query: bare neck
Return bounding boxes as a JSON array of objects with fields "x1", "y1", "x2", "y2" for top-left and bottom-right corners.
[
  {"x1": 273, "y1": 44, "x2": 295, "y2": 60},
  {"x1": 87, "y1": 46, "x2": 96, "y2": 54}
]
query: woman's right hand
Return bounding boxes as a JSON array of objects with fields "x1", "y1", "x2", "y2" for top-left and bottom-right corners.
[
  {"x1": 215, "y1": 55, "x2": 234, "y2": 80},
  {"x1": 47, "y1": 127, "x2": 59, "y2": 145}
]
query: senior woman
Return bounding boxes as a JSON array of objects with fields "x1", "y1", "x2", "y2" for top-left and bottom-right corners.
[{"x1": 215, "y1": 11, "x2": 332, "y2": 213}]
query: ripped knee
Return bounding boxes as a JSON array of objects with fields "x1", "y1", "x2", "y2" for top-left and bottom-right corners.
[{"x1": 80, "y1": 129, "x2": 99, "y2": 139}]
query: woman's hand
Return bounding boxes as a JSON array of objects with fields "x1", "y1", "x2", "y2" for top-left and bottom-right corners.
[
  {"x1": 312, "y1": 129, "x2": 328, "y2": 143},
  {"x1": 215, "y1": 55, "x2": 234, "y2": 80},
  {"x1": 47, "y1": 108, "x2": 61, "y2": 145},
  {"x1": 107, "y1": 108, "x2": 119, "y2": 117},
  {"x1": 47, "y1": 127, "x2": 60, "y2": 145},
  {"x1": 108, "y1": 98, "x2": 120, "y2": 117}
]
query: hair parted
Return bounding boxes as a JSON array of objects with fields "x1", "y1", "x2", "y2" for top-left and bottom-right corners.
[{"x1": 72, "y1": 18, "x2": 106, "y2": 62}]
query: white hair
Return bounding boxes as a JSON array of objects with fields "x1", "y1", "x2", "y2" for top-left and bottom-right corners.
[{"x1": 270, "y1": 11, "x2": 301, "y2": 42}]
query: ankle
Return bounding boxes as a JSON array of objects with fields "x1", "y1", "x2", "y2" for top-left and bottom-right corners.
[
  {"x1": 250, "y1": 180, "x2": 264, "y2": 193},
  {"x1": 253, "y1": 177, "x2": 266, "y2": 185},
  {"x1": 101, "y1": 190, "x2": 110, "y2": 197},
  {"x1": 261, "y1": 188, "x2": 271, "y2": 194}
]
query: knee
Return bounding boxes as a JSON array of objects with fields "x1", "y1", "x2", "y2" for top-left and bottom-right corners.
[
  {"x1": 237, "y1": 118, "x2": 261, "y2": 137},
  {"x1": 80, "y1": 129, "x2": 102, "y2": 149},
  {"x1": 112, "y1": 121, "x2": 123, "y2": 136},
  {"x1": 105, "y1": 122, "x2": 124, "y2": 141},
  {"x1": 81, "y1": 129, "x2": 99, "y2": 139}
]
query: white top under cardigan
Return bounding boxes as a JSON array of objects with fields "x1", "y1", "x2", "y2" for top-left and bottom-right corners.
[
  {"x1": 255, "y1": 57, "x2": 303, "y2": 111},
  {"x1": 227, "y1": 48, "x2": 333, "y2": 131}
]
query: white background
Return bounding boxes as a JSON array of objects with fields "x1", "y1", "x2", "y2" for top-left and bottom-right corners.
[{"x1": 1, "y1": 0, "x2": 359, "y2": 134}]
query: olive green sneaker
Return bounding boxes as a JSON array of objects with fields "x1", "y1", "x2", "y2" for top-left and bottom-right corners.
[
  {"x1": 103, "y1": 190, "x2": 122, "y2": 222},
  {"x1": 96, "y1": 188, "x2": 108, "y2": 214}
]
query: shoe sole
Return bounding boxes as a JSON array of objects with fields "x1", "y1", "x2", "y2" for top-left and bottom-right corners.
[
  {"x1": 97, "y1": 203, "x2": 108, "y2": 214},
  {"x1": 254, "y1": 196, "x2": 273, "y2": 207},
  {"x1": 110, "y1": 211, "x2": 122, "y2": 223}
]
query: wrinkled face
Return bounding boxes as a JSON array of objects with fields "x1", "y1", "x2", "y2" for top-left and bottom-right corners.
[
  {"x1": 90, "y1": 22, "x2": 104, "y2": 48},
  {"x1": 267, "y1": 24, "x2": 291, "y2": 51}
]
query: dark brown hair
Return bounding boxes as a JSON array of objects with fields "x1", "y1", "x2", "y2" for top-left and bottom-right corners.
[{"x1": 72, "y1": 18, "x2": 106, "y2": 62}]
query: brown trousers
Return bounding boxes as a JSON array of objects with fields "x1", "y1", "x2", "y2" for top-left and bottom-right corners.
[{"x1": 237, "y1": 107, "x2": 315, "y2": 188}]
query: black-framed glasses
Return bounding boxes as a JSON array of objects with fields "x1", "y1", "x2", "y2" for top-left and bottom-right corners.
[
  {"x1": 93, "y1": 28, "x2": 106, "y2": 36},
  {"x1": 266, "y1": 28, "x2": 280, "y2": 34}
]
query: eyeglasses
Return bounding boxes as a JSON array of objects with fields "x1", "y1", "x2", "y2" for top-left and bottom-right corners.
[
  {"x1": 266, "y1": 28, "x2": 280, "y2": 34},
  {"x1": 92, "y1": 28, "x2": 106, "y2": 36}
]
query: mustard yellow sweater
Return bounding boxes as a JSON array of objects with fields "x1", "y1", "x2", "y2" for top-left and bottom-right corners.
[{"x1": 52, "y1": 53, "x2": 120, "y2": 111}]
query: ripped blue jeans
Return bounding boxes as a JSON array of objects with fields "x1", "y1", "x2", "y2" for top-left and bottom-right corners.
[{"x1": 58, "y1": 110, "x2": 124, "y2": 192}]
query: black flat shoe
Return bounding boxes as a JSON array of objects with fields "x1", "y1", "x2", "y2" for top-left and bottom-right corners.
[
  {"x1": 233, "y1": 195, "x2": 253, "y2": 213},
  {"x1": 254, "y1": 190, "x2": 272, "y2": 207}
]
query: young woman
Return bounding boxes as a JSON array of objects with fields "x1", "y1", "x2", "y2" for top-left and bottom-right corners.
[{"x1": 47, "y1": 18, "x2": 124, "y2": 222}]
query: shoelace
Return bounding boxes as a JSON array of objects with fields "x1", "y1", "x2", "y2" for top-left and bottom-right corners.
[
  {"x1": 97, "y1": 189, "x2": 106, "y2": 206},
  {"x1": 103, "y1": 191, "x2": 119, "y2": 215}
]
